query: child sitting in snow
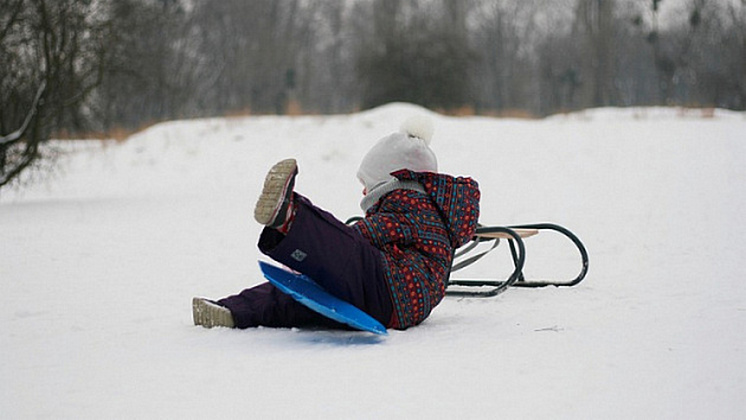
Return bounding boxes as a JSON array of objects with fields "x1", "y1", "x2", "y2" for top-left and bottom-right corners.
[{"x1": 192, "y1": 116, "x2": 480, "y2": 330}]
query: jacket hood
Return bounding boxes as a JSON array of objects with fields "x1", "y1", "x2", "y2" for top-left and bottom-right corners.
[{"x1": 392, "y1": 170, "x2": 480, "y2": 248}]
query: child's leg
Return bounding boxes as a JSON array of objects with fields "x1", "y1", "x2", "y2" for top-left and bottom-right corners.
[
  {"x1": 257, "y1": 194, "x2": 393, "y2": 327},
  {"x1": 217, "y1": 282, "x2": 344, "y2": 329}
]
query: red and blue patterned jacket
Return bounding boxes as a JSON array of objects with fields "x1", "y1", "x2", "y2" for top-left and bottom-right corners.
[{"x1": 352, "y1": 170, "x2": 480, "y2": 329}]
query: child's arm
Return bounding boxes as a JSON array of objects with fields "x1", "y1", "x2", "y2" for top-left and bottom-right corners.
[{"x1": 352, "y1": 212, "x2": 416, "y2": 250}]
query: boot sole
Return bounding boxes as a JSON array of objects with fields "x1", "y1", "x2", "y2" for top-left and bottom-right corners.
[
  {"x1": 254, "y1": 158, "x2": 297, "y2": 226},
  {"x1": 192, "y1": 297, "x2": 235, "y2": 328}
]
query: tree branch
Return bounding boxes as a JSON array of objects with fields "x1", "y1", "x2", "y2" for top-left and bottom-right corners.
[
  {"x1": 0, "y1": 81, "x2": 47, "y2": 147},
  {"x1": 0, "y1": 142, "x2": 38, "y2": 187},
  {"x1": 0, "y1": 0, "x2": 25, "y2": 42}
]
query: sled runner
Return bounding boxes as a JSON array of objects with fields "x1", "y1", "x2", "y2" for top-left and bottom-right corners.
[
  {"x1": 447, "y1": 223, "x2": 589, "y2": 297},
  {"x1": 259, "y1": 261, "x2": 388, "y2": 335},
  {"x1": 344, "y1": 216, "x2": 589, "y2": 298}
]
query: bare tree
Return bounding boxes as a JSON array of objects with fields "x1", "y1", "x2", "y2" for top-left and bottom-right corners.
[
  {"x1": 573, "y1": 0, "x2": 617, "y2": 108},
  {"x1": 6, "y1": 0, "x2": 746, "y2": 179},
  {"x1": 92, "y1": 0, "x2": 194, "y2": 130},
  {"x1": 354, "y1": 0, "x2": 476, "y2": 111},
  {"x1": 471, "y1": 1, "x2": 539, "y2": 113},
  {"x1": 0, "y1": 0, "x2": 109, "y2": 189},
  {"x1": 687, "y1": 0, "x2": 746, "y2": 108},
  {"x1": 726, "y1": 0, "x2": 746, "y2": 108},
  {"x1": 0, "y1": 82, "x2": 46, "y2": 187}
]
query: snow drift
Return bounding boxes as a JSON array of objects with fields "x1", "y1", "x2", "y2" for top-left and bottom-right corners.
[{"x1": 1, "y1": 104, "x2": 745, "y2": 418}]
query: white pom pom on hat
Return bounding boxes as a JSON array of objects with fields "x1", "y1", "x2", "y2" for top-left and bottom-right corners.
[
  {"x1": 357, "y1": 116, "x2": 438, "y2": 193},
  {"x1": 400, "y1": 115, "x2": 434, "y2": 145}
]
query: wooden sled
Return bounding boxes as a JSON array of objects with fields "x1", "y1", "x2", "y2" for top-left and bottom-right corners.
[{"x1": 447, "y1": 223, "x2": 589, "y2": 297}]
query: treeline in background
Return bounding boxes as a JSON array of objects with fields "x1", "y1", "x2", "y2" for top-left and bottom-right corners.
[{"x1": 1, "y1": 0, "x2": 745, "y2": 187}]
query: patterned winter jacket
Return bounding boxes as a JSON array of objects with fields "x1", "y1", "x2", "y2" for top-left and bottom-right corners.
[{"x1": 352, "y1": 170, "x2": 480, "y2": 329}]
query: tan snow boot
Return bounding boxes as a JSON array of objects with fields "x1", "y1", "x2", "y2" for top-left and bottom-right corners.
[
  {"x1": 192, "y1": 297, "x2": 235, "y2": 328},
  {"x1": 254, "y1": 158, "x2": 298, "y2": 227}
]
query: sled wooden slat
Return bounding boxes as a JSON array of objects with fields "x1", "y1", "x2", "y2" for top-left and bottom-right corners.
[{"x1": 475, "y1": 228, "x2": 538, "y2": 240}]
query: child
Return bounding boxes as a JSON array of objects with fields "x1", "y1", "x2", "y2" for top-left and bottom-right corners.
[{"x1": 192, "y1": 116, "x2": 480, "y2": 330}]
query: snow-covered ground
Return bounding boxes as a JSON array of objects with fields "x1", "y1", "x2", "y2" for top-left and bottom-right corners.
[{"x1": 2, "y1": 104, "x2": 745, "y2": 419}]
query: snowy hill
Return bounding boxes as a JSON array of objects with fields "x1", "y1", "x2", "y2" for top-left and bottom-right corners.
[{"x1": 1, "y1": 104, "x2": 745, "y2": 418}]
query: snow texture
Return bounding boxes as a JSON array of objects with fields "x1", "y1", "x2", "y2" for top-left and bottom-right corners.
[{"x1": 1, "y1": 103, "x2": 745, "y2": 419}]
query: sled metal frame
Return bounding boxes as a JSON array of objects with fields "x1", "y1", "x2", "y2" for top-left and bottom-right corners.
[{"x1": 447, "y1": 223, "x2": 589, "y2": 297}]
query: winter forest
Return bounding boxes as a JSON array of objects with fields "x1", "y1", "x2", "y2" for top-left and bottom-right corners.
[{"x1": 2, "y1": 0, "x2": 746, "y2": 187}]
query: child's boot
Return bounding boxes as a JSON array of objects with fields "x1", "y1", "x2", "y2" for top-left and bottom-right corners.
[
  {"x1": 192, "y1": 297, "x2": 235, "y2": 328},
  {"x1": 254, "y1": 158, "x2": 298, "y2": 229}
]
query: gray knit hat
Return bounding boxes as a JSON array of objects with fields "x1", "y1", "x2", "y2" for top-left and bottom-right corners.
[{"x1": 357, "y1": 116, "x2": 438, "y2": 194}]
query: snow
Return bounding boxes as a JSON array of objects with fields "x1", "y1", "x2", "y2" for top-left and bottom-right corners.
[{"x1": 1, "y1": 104, "x2": 745, "y2": 419}]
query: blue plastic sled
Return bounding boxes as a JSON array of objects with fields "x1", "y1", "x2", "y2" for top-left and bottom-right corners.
[{"x1": 259, "y1": 261, "x2": 388, "y2": 335}]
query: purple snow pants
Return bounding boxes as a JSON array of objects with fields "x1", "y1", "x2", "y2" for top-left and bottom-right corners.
[{"x1": 218, "y1": 194, "x2": 393, "y2": 329}]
